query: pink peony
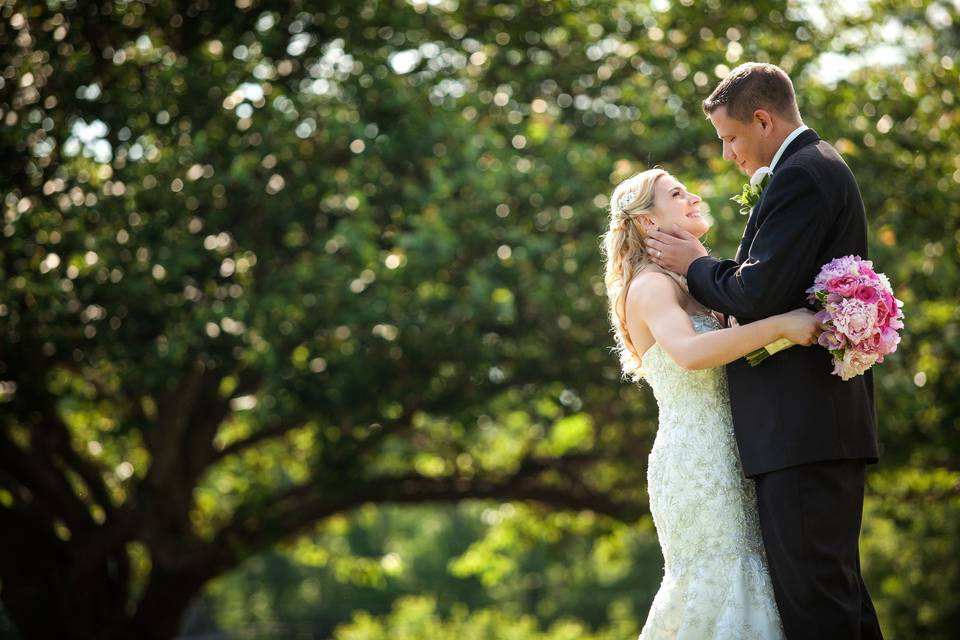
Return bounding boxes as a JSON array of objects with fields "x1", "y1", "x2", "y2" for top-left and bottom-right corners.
[
  {"x1": 879, "y1": 326, "x2": 901, "y2": 354},
  {"x1": 818, "y1": 330, "x2": 846, "y2": 350},
  {"x1": 822, "y1": 255, "x2": 861, "y2": 276},
  {"x1": 875, "y1": 272, "x2": 894, "y2": 291},
  {"x1": 882, "y1": 290, "x2": 896, "y2": 310},
  {"x1": 832, "y1": 349, "x2": 881, "y2": 381},
  {"x1": 858, "y1": 330, "x2": 884, "y2": 354},
  {"x1": 876, "y1": 294, "x2": 891, "y2": 323},
  {"x1": 826, "y1": 275, "x2": 860, "y2": 297},
  {"x1": 854, "y1": 285, "x2": 881, "y2": 305},
  {"x1": 832, "y1": 298, "x2": 878, "y2": 344},
  {"x1": 812, "y1": 255, "x2": 861, "y2": 289},
  {"x1": 875, "y1": 308, "x2": 891, "y2": 331},
  {"x1": 879, "y1": 292, "x2": 904, "y2": 327}
]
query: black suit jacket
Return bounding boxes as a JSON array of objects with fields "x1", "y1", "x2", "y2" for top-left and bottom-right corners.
[{"x1": 687, "y1": 128, "x2": 879, "y2": 477}]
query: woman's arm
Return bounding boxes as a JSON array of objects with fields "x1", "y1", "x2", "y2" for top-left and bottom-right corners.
[{"x1": 627, "y1": 272, "x2": 816, "y2": 371}]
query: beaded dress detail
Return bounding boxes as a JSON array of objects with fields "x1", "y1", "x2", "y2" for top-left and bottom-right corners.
[{"x1": 638, "y1": 314, "x2": 785, "y2": 639}]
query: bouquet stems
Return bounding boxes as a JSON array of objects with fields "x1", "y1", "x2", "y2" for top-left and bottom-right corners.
[{"x1": 745, "y1": 338, "x2": 796, "y2": 367}]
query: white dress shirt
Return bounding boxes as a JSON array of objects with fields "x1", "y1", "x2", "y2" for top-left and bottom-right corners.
[{"x1": 769, "y1": 124, "x2": 809, "y2": 171}]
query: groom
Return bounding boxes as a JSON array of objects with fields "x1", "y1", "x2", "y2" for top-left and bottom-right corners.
[{"x1": 645, "y1": 63, "x2": 883, "y2": 638}]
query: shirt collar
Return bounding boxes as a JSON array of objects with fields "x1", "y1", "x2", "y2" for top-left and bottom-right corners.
[{"x1": 769, "y1": 124, "x2": 809, "y2": 171}]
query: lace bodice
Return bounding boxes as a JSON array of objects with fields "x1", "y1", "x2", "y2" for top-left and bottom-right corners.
[
  {"x1": 637, "y1": 314, "x2": 785, "y2": 639},
  {"x1": 641, "y1": 314, "x2": 731, "y2": 430}
]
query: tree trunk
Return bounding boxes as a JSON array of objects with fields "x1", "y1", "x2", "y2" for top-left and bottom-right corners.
[
  {"x1": 122, "y1": 568, "x2": 207, "y2": 640},
  {"x1": 0, "y1": 510, "x2": 131, "y2": 639},
  {"x1": 0, "y1": 502, "x2": 211, "y2": 640},
  {"x1": 1, "y1": 554, "x2": 204, "y2": 640}
]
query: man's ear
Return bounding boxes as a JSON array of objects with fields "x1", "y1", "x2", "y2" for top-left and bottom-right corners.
[{"x1": 754, "y1": 109, "x2": 773, "y2": 135}]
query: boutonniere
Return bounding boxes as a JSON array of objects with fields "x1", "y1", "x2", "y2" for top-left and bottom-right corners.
[{"x1": 731, "y1": 166, "x2": 772, "y2": 215}]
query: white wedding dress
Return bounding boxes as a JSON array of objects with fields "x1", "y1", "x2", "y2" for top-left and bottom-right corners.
[{"x1": 638, "y1": 314, "x2": 785, "y2": 639}]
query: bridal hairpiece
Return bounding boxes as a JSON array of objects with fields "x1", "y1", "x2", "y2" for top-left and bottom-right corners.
[{"x1": 618, "y1": 190, "x2": 637, "y2": 213}]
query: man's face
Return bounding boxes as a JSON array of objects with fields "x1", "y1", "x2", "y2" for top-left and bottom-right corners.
[{"x1": 708, "y1": 105, "x2": 771, "y2": 177}]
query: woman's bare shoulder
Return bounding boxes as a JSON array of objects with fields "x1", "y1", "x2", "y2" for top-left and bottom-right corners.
[{"x1": 626, "y1": 265, "x2": 684, "y2": 305}]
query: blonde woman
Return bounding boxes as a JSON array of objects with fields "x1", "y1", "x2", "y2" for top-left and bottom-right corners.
[{"x1": 601, "y1": 168, "x2": 818, "y2": 638}]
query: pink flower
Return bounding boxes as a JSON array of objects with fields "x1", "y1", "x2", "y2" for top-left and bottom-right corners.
[
  {"x1": 818, "y1": 330, "x2": 846, "y2": 350},
  {"x1": 823, "y1": 255, "x2": 861, "y2": 275},
  {"x1": 832, "y1": 298, "x2": 878, "y2": 344},
  {"x1": 854, "y1": 285, "x2": 881, "y2": 305},
  {"x1": 875, "y1": 309, "x2": 891, "y2": 331},
  {"x1": 826, "y1": 275, "x2": 860, "y2": 297},
  {"x1": 877, "y1": 291, "x2": 905, "y2": 327},
  {"x1": 875, "y1": 272, "x2": 894, "y2": 292},
  {"x1": 878, "y1": 327, "x2": 901, "y2": 354},
  {"x1": 881, "y1": 291, "x2": 898, "y2": 314},
  {"x1": 813, "y1": 255, "x2": 861, "y2": 289},
  {"x1": 858, "y1": 331, "x2": 883, "y2": 354},
  {"x1": 832, "y1": 349, "x2": 880, "y2": 381}
]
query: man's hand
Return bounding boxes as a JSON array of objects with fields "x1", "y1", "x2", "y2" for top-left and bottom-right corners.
[{"x1": 644, "y1": 224, "x2": 709, "y2": 276}]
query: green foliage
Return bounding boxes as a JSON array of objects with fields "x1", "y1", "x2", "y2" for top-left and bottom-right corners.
[
  {"x1": 0, "y1": 0, "x2": 958, "y2": 637},
  {"x1": 334, "y1": 595, "x2": 636, "y2": 640},
  {"x1": 196, "y1": 503, "x2": 662, "y2": 638},
  {"x1": 860, "y1": 468, "x2": 960, "y2": 639}
]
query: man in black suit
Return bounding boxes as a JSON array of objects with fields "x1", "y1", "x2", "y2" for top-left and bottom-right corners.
[{"x1": 644, "y1": 62, "x2": 884, "y2": 638}]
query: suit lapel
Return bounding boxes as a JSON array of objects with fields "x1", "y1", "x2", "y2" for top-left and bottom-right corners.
[
  {"x1": 734, "y1": 129, "x2": 821, "y2": 262},
  {"x1": 735, "y1": 213, "x2": 758, "y2": 262}
]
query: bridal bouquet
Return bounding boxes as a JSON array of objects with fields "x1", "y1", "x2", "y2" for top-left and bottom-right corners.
[{"x1": 745, "y1": 255, "x2": 904, "y2": 380}]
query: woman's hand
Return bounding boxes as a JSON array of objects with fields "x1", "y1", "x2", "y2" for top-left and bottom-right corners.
[{"x1": 777, "y1": 308, "x2": 821, "y2": 346}]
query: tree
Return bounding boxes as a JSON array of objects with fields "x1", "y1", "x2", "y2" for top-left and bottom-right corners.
[{"x1": 0, "y1": 0, "x2": 727, "y2": 634}]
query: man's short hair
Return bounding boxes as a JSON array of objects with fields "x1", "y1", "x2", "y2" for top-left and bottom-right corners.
[{"x1": 703, "y1": 62, "x2": 801, "y2": 123}]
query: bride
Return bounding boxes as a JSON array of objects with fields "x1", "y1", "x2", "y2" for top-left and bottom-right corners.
[{"x1": 600, "y1": 168, "x2": 820, "y2": 638}]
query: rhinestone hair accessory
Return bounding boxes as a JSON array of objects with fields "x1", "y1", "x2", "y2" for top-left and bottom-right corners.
[{"x1": 618, "y1": 190, "x2": 638, "y2": 213}]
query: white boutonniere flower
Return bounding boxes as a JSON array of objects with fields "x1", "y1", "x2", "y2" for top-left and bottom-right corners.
[{"x1": 731, "y1": 166, "x2": 772, "y2": 215}]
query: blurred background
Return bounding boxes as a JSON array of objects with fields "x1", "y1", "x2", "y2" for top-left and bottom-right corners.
[{"x1": 1, "y1": 0, "x2": 957, "y2": 638}]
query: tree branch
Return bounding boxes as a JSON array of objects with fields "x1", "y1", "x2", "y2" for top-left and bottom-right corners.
[
  {"x1": 209, "y1": 419, "x2": 307, "y2": 463},
  {"x1": 37, "y1": 390, "x2": 116, "y2": 519},
  {"x1": 204, "y1": 452, "x2": 637, "y2": 576},
  {"x1": 0, "y1": 431, "x2": 94, "y2": 535}
]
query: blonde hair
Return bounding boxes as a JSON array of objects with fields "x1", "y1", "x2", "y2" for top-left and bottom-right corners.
[{"x1": 599, "y1": 167, "x2": 669, "y2": 382}]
